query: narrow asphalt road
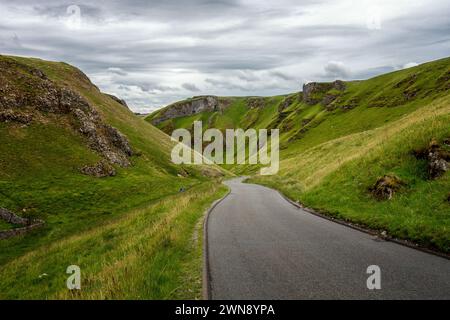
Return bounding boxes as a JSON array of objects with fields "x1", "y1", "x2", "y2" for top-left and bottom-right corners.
[{"x1": 207, "y1": 178, "x2": 450, "y2": 299}]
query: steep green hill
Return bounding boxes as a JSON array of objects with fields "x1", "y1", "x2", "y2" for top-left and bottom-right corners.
[
  {"x1": 147, "y1": 57, "x2": 450, "y2": 252},
  {"x1": 0, "y1": 55, "x2": 227, "y2": 299}
]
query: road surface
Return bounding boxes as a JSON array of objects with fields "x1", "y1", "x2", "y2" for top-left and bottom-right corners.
[{"x1": 206, "y1": 178, "x2": 450, "y2": 299}]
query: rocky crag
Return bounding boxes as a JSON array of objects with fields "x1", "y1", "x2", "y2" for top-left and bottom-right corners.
[
  {"x1": 302, "y1": 80, "x2": 346, "y2": 106},
  {"x1": 0, "y1": 207, "x2": 44, "y2": 239},
  {"x1": 151, "y1": 95, "x2": 222, "y2": 125},
  {"x1": 0, "y1": 56, "x2": 133, "y2": 175},
  {"x1": 105, "y1": 93, "x2": 130, "y2": 109}
]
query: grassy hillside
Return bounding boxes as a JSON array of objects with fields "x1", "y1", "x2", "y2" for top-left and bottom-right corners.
[
  {"x1": 147, "y1": 95, "x2": 286, "y2": 133},
  {"x1": 148, "y1": 57, "x2": 450, "y2": 252},
  {"x1": 0, "y1": 55, "x2": 227, "y2": 299}
]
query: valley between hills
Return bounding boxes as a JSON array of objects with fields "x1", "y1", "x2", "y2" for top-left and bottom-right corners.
[{"x1": 0, "y1": 54, "x2": 449, "y2": 299}]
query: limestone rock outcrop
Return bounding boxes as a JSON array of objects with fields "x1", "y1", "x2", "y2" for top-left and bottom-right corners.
[
  {"x1": 302, "y1": 80, "x2": 346, "y2": 106},
  {"x1": 0, "y1": 56, "x2": 133, "y2": 170},
  {"x1": 80, "y1": 160, "x2": 116, "y2": 178},
  {"x1": 0, "y1": 207, "x2": 45, "y2": 240},
  {"x1": 414, "y1": 139, "x2": 450, "y2": 179},
  {"x1": 105, "y1": 93, "x2": 129, "y2": 109},
  {"x1": 152, "y1": 96, "x2": 220, "y2": 125}
]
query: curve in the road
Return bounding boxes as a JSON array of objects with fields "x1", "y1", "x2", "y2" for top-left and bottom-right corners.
[{"x1": 206, "y1": 178, "x2": 450, "y2": 300}]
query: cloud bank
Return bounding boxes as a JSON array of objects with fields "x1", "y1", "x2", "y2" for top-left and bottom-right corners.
[{"x1": 0, "y1": 0, "x2": 449, "y2": 113}]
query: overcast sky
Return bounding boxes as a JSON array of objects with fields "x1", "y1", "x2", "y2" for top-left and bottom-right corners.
[{"x1": 1, "y1": 0, "x2": 449, "y2": 113}]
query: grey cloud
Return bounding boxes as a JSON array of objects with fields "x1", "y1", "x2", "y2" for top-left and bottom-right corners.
[
  {"x1": 107, "y1": 67, "x2": 128, "y2": 76},
  {"x1": 136, "y1": 83, "x2": 180, "y2": 93},
  {"x1": 323, "y1": 61, "x2": 351, "y2": 79},
  {"x1": 32, "y1": 3, "x2": 103, "y2": 21},
  {"x1": 270, "y1": 71, "x2": 296, "y2": 81},
  {"x1": 19, "y1": 0, "x2": 241, "y2": 21},
  {"x1": 236, "y1": 70, "x2": 260, "y2": 82},
  {"x1": 182, "y1": 83, "x2": 201, "y2": 92},
  {"x1": 12, "y1": 34, "x2": 21, "y2": 46},
  {"x1": 0, "y1": 0, "x2": 449, "y2": 112},
  {"x1": 205, "y1": 78, "x2": 250, "y2": 91}
]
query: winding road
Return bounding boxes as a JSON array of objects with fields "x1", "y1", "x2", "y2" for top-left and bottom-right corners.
[{"x1": 206, "y1": 178, "x2": 450, "y2": 299}]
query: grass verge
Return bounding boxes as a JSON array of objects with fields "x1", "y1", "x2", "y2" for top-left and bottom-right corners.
[
  {"x1": 0, "y1": 181, "x2": 228, "y2": 299},
  {"x1": 250, "y1": 95, "x2": 450, "y2": 253}
]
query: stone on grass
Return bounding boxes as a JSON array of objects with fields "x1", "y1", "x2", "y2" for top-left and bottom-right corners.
[
  {"x1": 81, "y1": 161, "x2": 116, "y2": 178},
  {"x1": 370, "y1": 175, "x2": 405, "y2": 201}
]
